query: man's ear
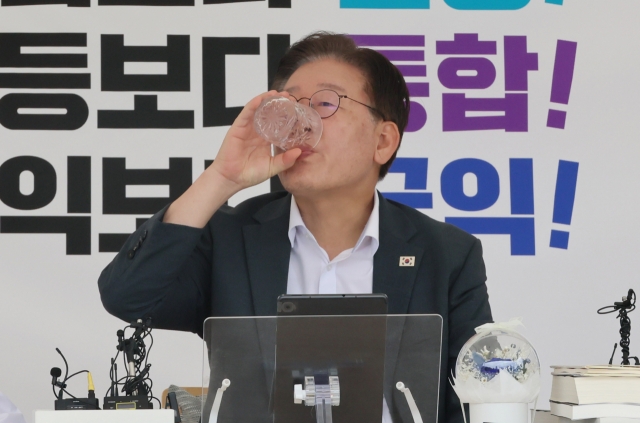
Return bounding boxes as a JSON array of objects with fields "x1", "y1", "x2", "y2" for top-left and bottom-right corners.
[{"x1": 374, "y1": 121, "x2": 400, "y2": 166}]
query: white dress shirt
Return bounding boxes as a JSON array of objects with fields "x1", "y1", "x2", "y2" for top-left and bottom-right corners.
[
  {"x1": 286, "y1": 193, "x2": 379, "y2": 295},
  {"x1": 285, "y1": 193, "x2": 392, "y2": 423}
]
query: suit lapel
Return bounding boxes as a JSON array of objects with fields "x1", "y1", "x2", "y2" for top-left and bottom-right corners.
[
  {"x1": 373, "y1": 193, "x2": 424, "y2": 315},
  {"x1": 243, "y1": 194, "x2": 292, "y2": 316},
  {"x1": 374, "y1": 194, "x2": 427, "y2": 421},
  {"x1": 243, "y1": 192, "x2": 424, "y2": 316}
]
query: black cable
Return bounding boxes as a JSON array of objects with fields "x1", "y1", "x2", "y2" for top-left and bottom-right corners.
[
  {"x1": 145, "y1": 375, "x2": 154, "y2": 398},
  {"x1": 65, "y1": 369, "x2": 90, "y2": 381},
  {"x1": 109, "y1": 351, "x2": 121, "y2": 397},
  {"x1": 145, "y1": 331, "x2": 154, "y2": 368},
  {"x1": 619, "y1": 308, "x2": 632, "y2": 364},
  {"x1": 107, "y1": 320, "x2": 155, "y2": 406},
  {"x1": 56, "y1": 348, "x2": 69, "y2": 382},
  {"x1": 120, "y1": 325, "x2": 140, "y2": 394},
  {"x1": 151, "y1": 396, "x2": 161, "y2": 408},
  {"x1": 598, "y1": 289, "x2": 636, "y2": 365},
  {"x1": 53, "y1": 348, "x2": 70, "y2": 400},
  {"x1": 58, "y1": 387, "x2": 78, "y2": 400},
  {"x1": 106, "y1": 325, "x2": 129, "y2": 398},
  {"x1": 54, "y1": 369, "x2": 90, "y2": 401}
]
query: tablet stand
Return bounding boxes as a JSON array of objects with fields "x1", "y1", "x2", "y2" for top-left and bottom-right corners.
[
  {"x1": 294, "y1": 375, "x2": 340, "y2": 423},
  {"x1": 201, "y1": 315, "x2": 443, "y2": 423},
  {"x1": 397, "y1": 382, "x2": 424, "y2": 423}
]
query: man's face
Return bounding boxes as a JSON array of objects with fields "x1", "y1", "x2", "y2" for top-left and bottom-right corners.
[{"x1": 278, "y1": 58, "x2": 383, "y2": 198}]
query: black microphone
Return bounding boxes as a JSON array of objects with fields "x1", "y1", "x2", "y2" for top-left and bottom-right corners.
[
  {"x1": 116, "y1": 330, "x2": 125, "y2": 351},
  {"x1": 51, "y1": 367, "x2": 66, "y2": 400},
  {"x1": 130, "y1": 318, "x2": 149, "y2": 340},
  {"x1": 50, "y1": 367, "x2": 62, "y2": 386}
]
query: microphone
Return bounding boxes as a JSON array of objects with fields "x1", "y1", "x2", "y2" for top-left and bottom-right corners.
[
  {"x1": 87, "y1": 372, "x2": 96, "y2": 399},
  {"x1": 110, "y1": 359, "x2": 118, "y2": 397},
  {"x1": 117, "y1": 330, "x2": 125, "y2": 350},
  {"x1": 51, "y1": 367, "x2": 62, "y2": 386},
  {"x1": 50, "y1": 367, "x2": 66, "y2": 400},
  {"x1": 50, "y1": 349, "x2": 100, "y2": 410},
  {"x1": 131, "y1": 319, "x2": 145, "y2": 339},
  {"x1": 131, "y1": 318, "x2": 152, "y2": 341}
]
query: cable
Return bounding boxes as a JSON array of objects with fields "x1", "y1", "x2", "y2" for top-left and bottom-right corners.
[
  {"x1": 56, "y1": 369, "x2": 90, "y2": 401},
  {"x1": 56, "y1": 348, "x2": 69, "y2": 383},
  {"x1": 106, "y1": 319, "x2": 156, "y2": 407},
  {"x1": 50, "y1": 349, "x2": 100, "y2": 410},
  {"x1": 66, "y1": 370, "x2": 90, "y2": 380},
  {"x1": 598, "y1": 289, "x2": 637, "y2": 365}
]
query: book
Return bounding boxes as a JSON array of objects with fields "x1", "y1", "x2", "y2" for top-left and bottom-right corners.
[
  {"x1": 550, "y1": 402, "x2": 640, "y2": 420},
  {"x1": 535, "y1": 409, "x2": 596, "y2": 423},
  {"x1": 535, "y1": 410, "x2": 640, "y2": 423},
  {"x1": 551, "y1": 375, "x2": 640, "y2": 405},
  {"x1": 552, "y1": 366, "x2": 640, "y2": 377}
]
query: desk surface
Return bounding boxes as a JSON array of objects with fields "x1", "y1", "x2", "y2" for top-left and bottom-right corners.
[{"x1": 35, "y1": 410, "x2": 174, "y2": 423}]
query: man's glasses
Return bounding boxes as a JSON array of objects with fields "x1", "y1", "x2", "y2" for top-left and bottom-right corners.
[{"x1": 291, "y1": 89, "x2": 385, "y2": 120}]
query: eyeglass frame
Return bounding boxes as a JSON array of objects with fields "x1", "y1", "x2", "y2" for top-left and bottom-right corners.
[{"x1": 291, "y1": 89, "x2": 387, "y2": 121}]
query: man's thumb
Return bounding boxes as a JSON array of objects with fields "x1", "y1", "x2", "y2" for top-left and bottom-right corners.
[{"x1": 270, "y1": 148, "x2": 302, "y2": 176}]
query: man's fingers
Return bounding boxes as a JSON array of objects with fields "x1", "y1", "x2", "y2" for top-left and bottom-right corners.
[
  {"x1": 233, "y1": 90, "x2": 280, "y2": 128},
  {"x1": 270, "y1": 148, "x2": 302, "y2": 175}
]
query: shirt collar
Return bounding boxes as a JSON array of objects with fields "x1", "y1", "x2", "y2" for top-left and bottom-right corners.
[
  {"x1": 288, "y1": 193, "x2": 380, "y2": 253},
  {"x1": 288, "y1": 196, "x2": 306, "y2": 246}
]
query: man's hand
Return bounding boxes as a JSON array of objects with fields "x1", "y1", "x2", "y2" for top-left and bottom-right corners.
[
  {"x1": 163, "y1": 91, "x2": 302, "y2": 228},
  {"x1": 211, "y1": 90, "x2": 302, "y2": 190}
]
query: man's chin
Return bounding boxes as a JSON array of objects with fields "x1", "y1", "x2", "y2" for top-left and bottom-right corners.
[{"x1": 279, "y1": 174, "x2": 322, "y2": 196}]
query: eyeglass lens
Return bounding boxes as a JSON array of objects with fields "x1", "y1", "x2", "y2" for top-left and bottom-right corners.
[{"x1": 309, "y1": 90, "x2": 340, "y2": 118}]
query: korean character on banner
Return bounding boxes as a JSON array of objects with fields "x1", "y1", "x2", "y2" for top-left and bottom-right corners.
[
  {"x1": 99, "y1": 0, "x2": 193, "y2": 5},
  {"x1": 443, "y1": 0, "x2": 530, "y2": 10},
  {"x1": 1, "y1": 0, "x2": 88, "y2": 7},
  {"x1": 99, "y1": 157, "x2": 192, "y2": 253},
  {"x1": 381, "y1": 158, "x2": 433, "y2": 209},
  {"x1": 442, "y1": 158, "x2": 536, "y2": 256},
  {"x1": 97, "y1": 0, "x2": 290, "y2": 6},
  {"x1": 437, "y1": 33, "x2": 538, "y2": 132},
  {"x1": 98, "y1": 35, "x2": 194, "y2": 129},
  {"x1": 202, "y1": 34, "x2": 290, "y2": 128},
  {"x1": 0, "y1": 156, "x2": 91, "y2": 255},
  {"x1": 202, "y1": 0, "x2": 290, "y2": 7},
  {"x1": 0, "y1": 33, "x2": 90, "y2": 130},
  {"x1": 350, "y1": 34, "x2": 428, "y2": 132}
]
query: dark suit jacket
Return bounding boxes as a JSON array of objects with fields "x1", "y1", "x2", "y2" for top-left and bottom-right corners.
[{"x1": 98, "y1": 191, "x2": 492, "y2": 423}]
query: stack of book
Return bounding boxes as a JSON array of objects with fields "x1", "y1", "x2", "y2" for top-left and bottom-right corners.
[{"x1": 548, "y1": 365, "x2": 640, "y2": 423}]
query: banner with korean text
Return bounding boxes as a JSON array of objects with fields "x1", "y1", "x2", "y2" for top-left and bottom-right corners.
[{"x1": 1, "y1": 1, "x2": 638, "y2": 419}]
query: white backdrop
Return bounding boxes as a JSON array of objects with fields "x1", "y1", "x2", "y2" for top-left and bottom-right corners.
[{"x1": 1, "y1": 0, "x2": 640, "y2": 421}]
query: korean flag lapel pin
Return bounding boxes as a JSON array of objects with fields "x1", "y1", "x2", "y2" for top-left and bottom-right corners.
[{"x1": 399, "y1": 256, "x2": 415, "y2": 267}]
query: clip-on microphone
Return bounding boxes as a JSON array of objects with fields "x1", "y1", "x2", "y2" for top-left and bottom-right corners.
[
  {"x1": 104, "y1": 319, "x2": 154, "y2": 410},
  {"x1": 50, "y1": 367, "x2": 66, "y2": 399},
  {"x1": 49, "y1": 349, "x2": 99, "y2": 410}
]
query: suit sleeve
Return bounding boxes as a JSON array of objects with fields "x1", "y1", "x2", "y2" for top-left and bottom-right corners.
[
  {"x1": 446, "y1": 238, "x2": 493, "y2": 423},
  {"x1": 98, "y1": 205, "x2": 213, "y2": 335}
]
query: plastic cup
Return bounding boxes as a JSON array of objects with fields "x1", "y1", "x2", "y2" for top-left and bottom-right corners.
[{"x1": 253, "y1": 96, "x2": 323, "y2": 151}]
